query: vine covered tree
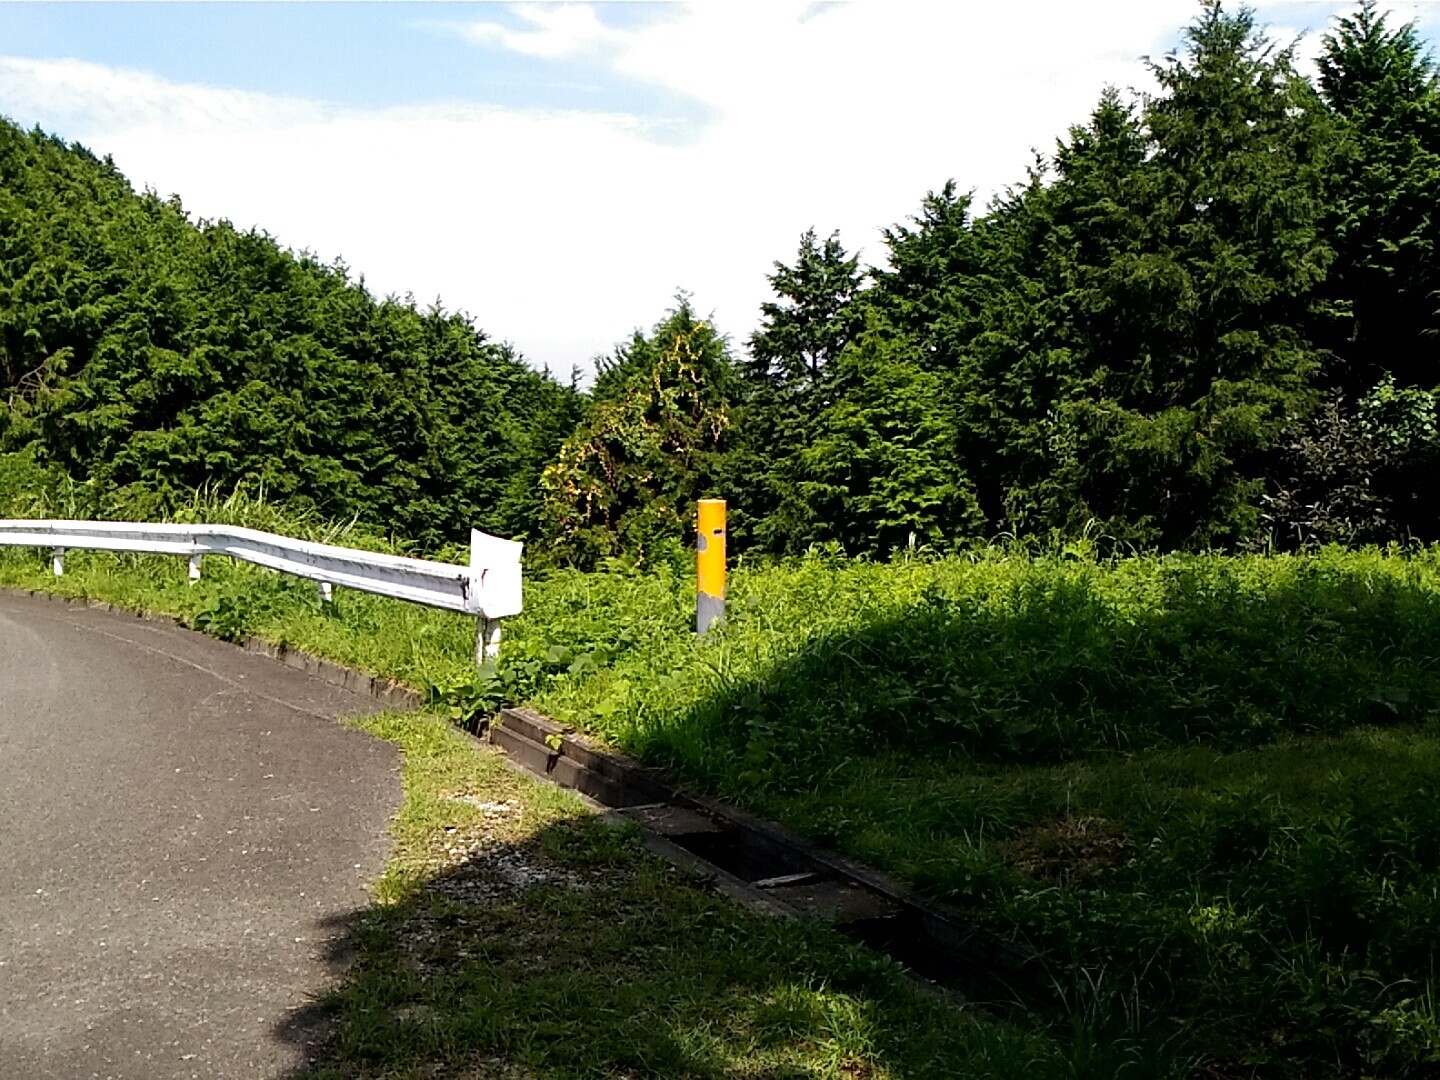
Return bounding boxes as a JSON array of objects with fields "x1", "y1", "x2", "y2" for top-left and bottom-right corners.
[{"x1": 540, "y1": 299, "x2": 740, "y2": 567}]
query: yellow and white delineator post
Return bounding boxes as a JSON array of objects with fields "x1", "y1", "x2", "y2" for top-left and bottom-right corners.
[{"x1": 696, "y1": 498, "x2": 726, "y2": 637}]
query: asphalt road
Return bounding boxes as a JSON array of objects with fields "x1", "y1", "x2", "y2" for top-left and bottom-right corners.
[{"x1": 0, "y1": 591, "x2": 402, "y2": 1079}]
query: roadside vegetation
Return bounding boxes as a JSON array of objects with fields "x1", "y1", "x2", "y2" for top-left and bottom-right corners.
[
  {"x1": 508, "y1": 544, "x2": 1440, "y2": 1076},
  {"x1": 0, "y1": 510, "x2": 1119, "y2": 1077}
]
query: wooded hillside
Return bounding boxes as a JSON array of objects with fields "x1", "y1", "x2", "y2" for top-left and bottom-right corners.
[
  {"x1": 0, "y1": 119, "x2": 580, "y2": 547},
  {"x1": 543, "y1": 3, "x2": 1440, "y2": 561},
  {"x1": 4, "y1": 3, "x2": 1439, "y2": 559}
]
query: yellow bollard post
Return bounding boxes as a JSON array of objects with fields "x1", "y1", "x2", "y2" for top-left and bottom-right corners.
[{"x1": 696, "y1": 498, "x2": 726, "y2": 637}]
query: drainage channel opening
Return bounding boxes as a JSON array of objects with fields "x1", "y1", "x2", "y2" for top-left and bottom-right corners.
[
  {"x1": 848, "y1": 912, "x2": 982, "y2": 991},
  {"x1": 849, "y1": 910, "x2": 1050, "y2": 1003},
  {"x1": 669, "y1": 827, "x2": 804, "y2": 886},
  {"x1": 665, "y1": 823, "x2": 1017, "y2": 997}
]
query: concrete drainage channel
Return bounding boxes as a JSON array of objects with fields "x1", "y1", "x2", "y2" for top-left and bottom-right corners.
[{"x1": 487, "y1": 706, "x2": 1047, "y2": 1003}]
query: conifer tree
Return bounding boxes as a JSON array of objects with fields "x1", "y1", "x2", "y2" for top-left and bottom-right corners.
[
  {"x1": 747, "y1": 229, "x2": 862, "y2": 387},
  {"x1": 792, "y1": 317, "x2": 984, "y2": 556},
  {"x1": 1316, "y1": 0, "x2": 1440, "y2": 394},
  {"x1": 738, "y1": 230, "x2": 863, "y2": 553},
  {"x1": 1016, "y1": 5, "x2": 1333, "y2": 546}
]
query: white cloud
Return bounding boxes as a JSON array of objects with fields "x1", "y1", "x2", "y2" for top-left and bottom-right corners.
[
  {"x1": 0, "y1": 55, "x2": 324, "y2": 131},
  {"x1": 455, "y1": 5, "x2": 622, "y2": 60},
  {"x1": 0, "y1": 2, "x2": 1383, "y2": 379}
]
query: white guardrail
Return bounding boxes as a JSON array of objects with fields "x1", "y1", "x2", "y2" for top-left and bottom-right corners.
[{"x1": 0, "y1": 519, "x2": 522, "y2": 663}]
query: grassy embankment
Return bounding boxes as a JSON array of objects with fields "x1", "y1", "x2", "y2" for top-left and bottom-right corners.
[
  {"x1": 6, "y1": 491, "x2": 1440, "y2": 1074},
  {"x1": 280, "y1": 711, "x2": 1035, "y2": 1078},
  {"x1": 523, "y1": 544, "x2": 1440, "y2": 1077}
]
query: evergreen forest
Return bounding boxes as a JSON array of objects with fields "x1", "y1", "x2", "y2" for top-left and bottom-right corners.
[{"x1": 4, "y1": 3, "x2": 1439, "y2": 561}]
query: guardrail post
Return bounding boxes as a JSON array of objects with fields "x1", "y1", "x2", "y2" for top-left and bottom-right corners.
[
  {"x1": 696, "y1": 498, "x2": 726, "y2": 636},
  {"x1": 317, "y1": 581, "x2": 333, "y2": 603},
  {"x1": 52, "y1": 548, "x2": 65, "y2": 577},
  {"x1": 476, "y1": 618, "x2": 502, "y2": 665},
  {"x1": 469, "y1": 529, "x2": 524, "y2": 669},
  {"x1": 189, "y1": 554, "x2": 203, "y2": 584}
]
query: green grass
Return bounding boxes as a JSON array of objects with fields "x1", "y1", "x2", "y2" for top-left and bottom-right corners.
[
  {"x1": 8, "y1": 496, "x2": 1440, "y2": 1073},
  {"x1": 761, "y1": 728, "x2": 1440, "y2": 1075},
  {"x1": 282, "y1": 709, "x2": 1065, "y2": 1078},
  {"x1": 512, "y1": 548, "x2": 1440, "y2": 1076}
]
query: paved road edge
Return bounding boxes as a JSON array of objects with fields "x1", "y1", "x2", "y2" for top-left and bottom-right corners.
[{"x1": 0, "y1": 586, "x2": 425, "y2": 711}]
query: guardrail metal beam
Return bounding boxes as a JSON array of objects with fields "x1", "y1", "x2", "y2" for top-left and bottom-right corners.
[{"x1": 0, "y1": 519, "x2": 522, "y2": 664}]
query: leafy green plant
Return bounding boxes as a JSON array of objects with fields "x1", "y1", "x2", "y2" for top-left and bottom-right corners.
[{"x1": 190, "y1": 583, "x2": 255, "y2": 643}]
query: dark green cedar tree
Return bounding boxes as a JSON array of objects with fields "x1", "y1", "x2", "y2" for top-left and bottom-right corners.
[{"x1": 737, "y1": 229, "x2": 863, "y2": 554}]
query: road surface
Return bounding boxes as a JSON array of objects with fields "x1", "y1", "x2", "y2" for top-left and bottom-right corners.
[{"x1": 0, "y1": 591, "x2": 402, "y2": 1078}]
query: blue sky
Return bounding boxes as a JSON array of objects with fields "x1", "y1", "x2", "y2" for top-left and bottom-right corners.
[
  {"x1": 2, "y1": 2, "x2": 1437, "y2": 375},
  {"x1": 0, "y1": 3, "x2": 709, "y2": 124},
  {"x1": 7, "y1": 3, "x2": 1431, "y2": 123}
]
